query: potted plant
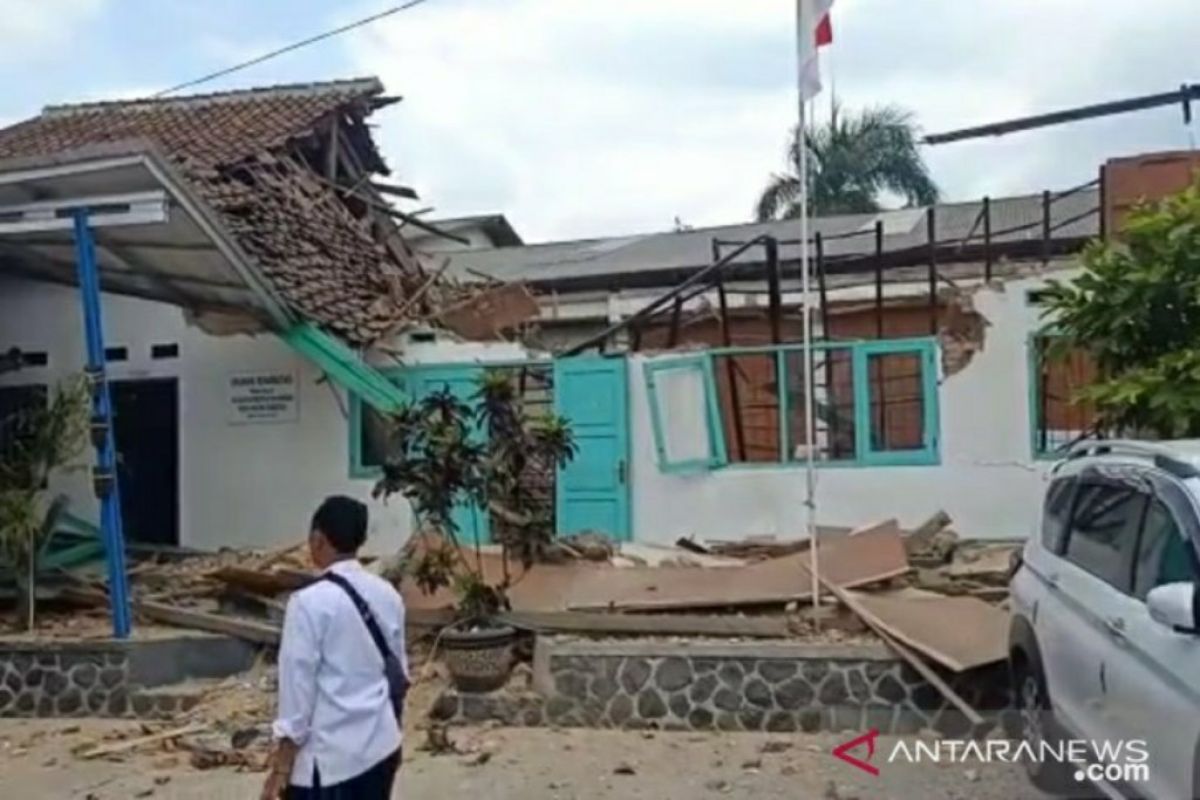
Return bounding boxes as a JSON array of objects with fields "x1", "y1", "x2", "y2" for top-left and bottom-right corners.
[{"x1": 373, "y1": 369, "x2": 576, "y2": 692}]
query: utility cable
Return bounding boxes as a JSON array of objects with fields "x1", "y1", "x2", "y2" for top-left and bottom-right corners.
[{"x1": 154, "y1": 0, "x2": 434, "y2": 97}]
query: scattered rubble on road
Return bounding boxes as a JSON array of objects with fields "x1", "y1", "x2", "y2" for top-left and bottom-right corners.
[{"x1": 1, "y1": 507, "x2": 1023, "y2": 777}]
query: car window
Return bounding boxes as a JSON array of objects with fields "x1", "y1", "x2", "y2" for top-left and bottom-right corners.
[
  {"x1": 1041, "y1": 477, "x2": 1075, "y2": 552},
  {"x1": 1064, "y1": 481, "x2": 1146, "y2": 591},
  {"x1": 1133, "y1": 499, "x2": 1198, "y2": 600}
]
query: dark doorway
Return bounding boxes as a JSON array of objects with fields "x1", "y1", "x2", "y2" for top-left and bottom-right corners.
[{"x1": 111, "y1": 379, "x2": 179, "y2": 546}]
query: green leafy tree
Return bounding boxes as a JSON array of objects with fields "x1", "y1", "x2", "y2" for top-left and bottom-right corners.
[
  {"x1": 1039, "y1": 181, "x2": 1200, "y2": 438},
  {"x1": 0, "y1": 375, "x2": 89, "y2": 629},
  {"x1": 372, "y1": 370, "x2": 576, "y2": 623},
  {"x1": 755, "y1": 104, "x2": 939, "y2": 221}
]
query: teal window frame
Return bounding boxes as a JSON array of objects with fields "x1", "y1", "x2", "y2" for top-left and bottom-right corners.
[
  {"x1": 644, "y1": 355, "x2": 728, "y2": 473},
  {"x1": 348, "y1": 367, "x2": 408, "y2": 480},
  {"x1": 348, "y1": 359, "x2": 555, "y2": 479},
  {"x1": 854, "y1": 339, "x2": 941, "y2": 467},
  {"x1": 651, "y1": 337, "x2": 940, "y2": 472}
]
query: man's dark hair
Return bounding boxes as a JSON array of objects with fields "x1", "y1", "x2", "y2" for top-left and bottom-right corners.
[{"x1": 311, "y1": 496, "x2": 368, "y2": 554}]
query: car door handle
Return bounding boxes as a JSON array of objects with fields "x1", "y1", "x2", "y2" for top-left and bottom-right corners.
[
  {"x1": 1045, "y1": 572, "x2": 1060, "y2": 591},
  {"x1": 1105, "y1": 616, "x2": 1127, "y2": 640}
]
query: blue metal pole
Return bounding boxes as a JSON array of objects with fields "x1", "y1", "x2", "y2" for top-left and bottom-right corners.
[{"x1": 72, "y1": 209, "x2": 132, "y2": 639}]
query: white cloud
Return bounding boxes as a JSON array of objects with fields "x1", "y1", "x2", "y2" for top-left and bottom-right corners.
[
  {"x1": 346, "y1": 0, "x2": 1200, "y2": 241},
  {"x1": 0, "y1": 0, "x2": 107, "y2": 64}
]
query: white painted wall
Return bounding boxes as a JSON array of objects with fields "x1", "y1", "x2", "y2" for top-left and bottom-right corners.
[
  {"x1": 628, "y1": 276, "x2": 1067, "y2": 542},
  {"x1": 1, "y1": 267, "x2": 1072, "y2": 551},
  {"x1": 0, "y1": 277, "x2": 529, "y2": 555}
]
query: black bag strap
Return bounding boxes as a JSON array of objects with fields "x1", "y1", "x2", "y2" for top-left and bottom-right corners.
[{"x1": 323, "y1": 572, "x2": 395, "y2": 668}]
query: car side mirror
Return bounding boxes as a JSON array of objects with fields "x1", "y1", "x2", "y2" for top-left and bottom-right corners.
[{"x1": 1147, "y1": 582, "x2": 1200, "y2": 634}]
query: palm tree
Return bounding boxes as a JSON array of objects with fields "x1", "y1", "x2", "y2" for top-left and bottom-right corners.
[{"x1": 755, "y1": 104, "x2": 939, "y2": 221}]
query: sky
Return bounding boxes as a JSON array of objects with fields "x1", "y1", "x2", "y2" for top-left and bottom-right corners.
[{"x1": 1, "y1": 0, "x2": 1198, "y2": 243}]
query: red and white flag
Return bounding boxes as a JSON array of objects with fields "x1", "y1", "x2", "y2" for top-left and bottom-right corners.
[{"x1": 798, "y1": 0, "x2": 835, "y2": 101}]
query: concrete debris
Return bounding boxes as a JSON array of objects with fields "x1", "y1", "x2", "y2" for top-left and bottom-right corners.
[
  {"x1": 548, "y1": 532, "x2": 614, "y2": 562},
  {"x1": 615, "y1": 543, "x2": 744, "y2": 569},
  {"x1": 613, "y1": 761, "x2": 637, "y2": 775},
  {"x1": 421, "y1": 724, "x2": 457, "y2": 756},
  {"x1": 904, "y1": 511, "x2": 959, "y2": 566},
  {"x1": 760, "y1": 740, "x2": 792, "y2": 754}
]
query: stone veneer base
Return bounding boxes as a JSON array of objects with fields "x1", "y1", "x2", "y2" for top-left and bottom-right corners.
[
  {"x1": 429, "y1": 636, "x2": 1011, "y2": 735},
  {"x1": 0, "y1": 634, "x2": 260, "y2": 719}
]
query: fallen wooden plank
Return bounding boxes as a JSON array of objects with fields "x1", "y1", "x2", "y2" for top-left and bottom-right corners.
[
  {"x1": 674, "y1": 537, "x2": 711, "y2": 555},
  {"x1": 811, "y1": 572, "x2": 984, "y2": 727},
  {"x1": 848, "y1": 518, "x2": 900, "y2": 537},
  {"x1": 497, "y1": 610, "x2": 791, "y2": 638},
  {"x1": 208, "y1": 565, "x2": 312, "y2": 595},
  {"x1": 62, "y1": 587, "x2": 282, "y2": 645},
  {"x1": 848, "y1": 590, "x2": 1009, "y2": 672},
  {"x1": 80, "y1": 723, "x2": 209, "y2": 760},
  {"x1": 566, "y1": 525, "x2": 909, "y2": 612}
]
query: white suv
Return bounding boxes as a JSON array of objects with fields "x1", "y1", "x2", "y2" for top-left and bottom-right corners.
[{"x1": 1010, "y1": 440, "x2": 1200, "y2": 799}]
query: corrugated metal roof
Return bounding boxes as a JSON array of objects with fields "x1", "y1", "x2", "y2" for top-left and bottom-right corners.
[{"x1": 449, "y1": 187, "x2": 1100, "y2": 289}]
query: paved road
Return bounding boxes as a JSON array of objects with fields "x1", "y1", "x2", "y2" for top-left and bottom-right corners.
[{"x1": 0, "y1": 719, "x2": 1060, "y2": 799}]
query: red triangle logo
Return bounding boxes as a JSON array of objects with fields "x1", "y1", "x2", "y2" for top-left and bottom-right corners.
[{"x1": 832, "y1": 728, "x2": 881, "y2": 776}]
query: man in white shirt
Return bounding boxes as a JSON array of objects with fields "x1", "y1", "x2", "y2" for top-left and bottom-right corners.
[{"x1": 261, "y1": 496, "x2": 409, "y2": 800}]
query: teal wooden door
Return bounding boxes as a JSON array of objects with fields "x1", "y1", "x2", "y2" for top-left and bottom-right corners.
[
  {"x1": 554, "y1": 356, "x2": 631, "y2": 540},
  {"x1": 412, "y1": 366, "x2": 491, "y2": 545}
]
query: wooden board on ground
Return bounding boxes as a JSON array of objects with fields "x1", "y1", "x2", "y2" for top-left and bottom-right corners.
[
  {"x1": 61, "y1": 586, "x2": 282, "y2": 646},
  {"x1": 845, "y1": 589, "x2": 1008, "y2": 672},
  {"x1": 399, "y1": 543, "x2": 614, "y2": 614},
  {"x1": 79, "y1": 724, "x2": 208, "y2": 760},
  {"x1": 565, "y1": 525, "x2": 909, "y2": 612},
  {"x1": 813, "y1": 571, "x2": 984, "y2": 726},
  {"x1": 497, "y1": 610, "x2": 791, "y2": 638},
  {"x1": 208, "y1": 565, "x2": 312, "y2": 595}
]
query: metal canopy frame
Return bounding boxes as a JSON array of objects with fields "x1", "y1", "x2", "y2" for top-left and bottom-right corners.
[
  {"x1": 0, "y1": 156, "x2": 231, "y2": 640},
  {"x1": 0, "y1": 191, "x2": 168, "y2": 638}
]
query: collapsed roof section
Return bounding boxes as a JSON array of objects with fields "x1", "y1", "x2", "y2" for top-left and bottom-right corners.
[{"x1": 0, "y1": 78, "x2": 443, "y2": 344}]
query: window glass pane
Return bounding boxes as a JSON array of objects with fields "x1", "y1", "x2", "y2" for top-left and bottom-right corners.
[
  {"x1": 1041, "y1": 477, "x2": 1075, "y2": 552},
  {"x1": 713, "y1": 353, "x2": 781, "y2": 463},
  {"x1": 783, "y1": 347, "x2": 856, "y2": 462},
  {"x1": 1133, "y1": 500, "x2": 1198, "y2": 600},
  {"x1": 867, "y1": 351, "x2": 925, "y2": 452},
  {"x1": 1064, "y1": 482, "x2": 1145, "y2": 589},
  {"x1": 359, "y1": 404, "x2": 393, "y2": 470},
  {"x1": 653, "y1": 363, "x2": 714, "y2": 464}
]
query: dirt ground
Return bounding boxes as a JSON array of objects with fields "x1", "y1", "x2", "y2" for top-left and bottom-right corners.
[{"x1": 0, "y1": 718, "x2": 1056, "y2": 800}]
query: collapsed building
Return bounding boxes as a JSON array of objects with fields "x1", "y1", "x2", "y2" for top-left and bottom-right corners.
[{"x1": 0, "y1": 75, "x2": 1196, "y2": 556}]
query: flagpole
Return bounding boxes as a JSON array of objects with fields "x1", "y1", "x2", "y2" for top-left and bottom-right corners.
[{"x1": 795, "y1": 2, "x2": 820, "y2": 613}]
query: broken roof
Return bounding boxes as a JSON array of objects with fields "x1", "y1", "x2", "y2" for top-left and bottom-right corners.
[
  {"x1": 448, "y1": 187, "x2": 1100, "y2": 292},
  {"x1": 0, "y1": 77, "x2": 430, "y2": 343}
]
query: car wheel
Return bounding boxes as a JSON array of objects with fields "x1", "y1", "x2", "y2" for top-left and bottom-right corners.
[{"x1": 1014, "y1": 655, "x2": 1079, "y2": 796}]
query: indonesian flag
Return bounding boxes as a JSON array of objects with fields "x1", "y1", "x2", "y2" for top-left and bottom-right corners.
[{"x1": 799, "y1": 0, "x2": 835, "y2": 101}]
